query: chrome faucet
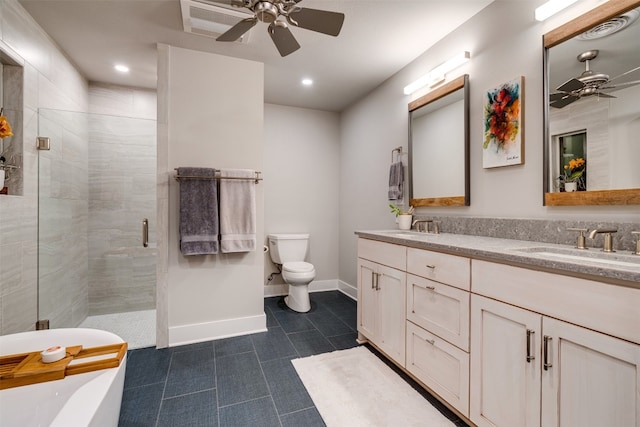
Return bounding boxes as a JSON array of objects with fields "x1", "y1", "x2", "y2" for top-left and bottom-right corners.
[
  {"x1": 632, "y1": 231, "x2": 640, "y2": 255},
  {"x1": 587, "y1": 228, "x2": 618, "y2": 252},
  {"x1": 412, "y1": 219, "x2": 432, "y2": 233}
]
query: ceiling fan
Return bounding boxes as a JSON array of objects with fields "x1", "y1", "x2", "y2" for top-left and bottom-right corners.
[
  {"x1": 550, "y1": 49, "x2": 640, "y2": 108},
  {"x1": 206, "y1": 0, "x2": 345, "y2": 57}
]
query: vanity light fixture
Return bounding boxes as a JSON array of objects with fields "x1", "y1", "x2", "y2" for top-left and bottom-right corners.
[
  {"x1": 535, "y1": 0, "x2": 580, "y2": 21},
  {"x1": 114, "y1": 64, "x2": 130, "y2": 73},
  {"x1": 403, "y1": 51, "x2": 470, "y2": 95}
]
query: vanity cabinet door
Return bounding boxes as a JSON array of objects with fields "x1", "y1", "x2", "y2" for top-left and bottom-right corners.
[
  {"x1": 541, "y1": 317, "x2": 640, "y2": 427},
  {"x1": 470, "y1": 295, "x2": 541, "y2": 427},
  {"x1": 357, "y1": 258, "x2": 378, "y2": 340},
  {"x1": 377, "y1": 264, "x2": 406, "y2": 366},
  {"x1": 356, "y1": 258, "x2": 406, "y2": 366}
]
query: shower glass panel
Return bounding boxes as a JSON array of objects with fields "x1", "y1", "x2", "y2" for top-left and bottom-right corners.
[{"x1": 38, "y1": 108, "x2": 156, "y2": 329}]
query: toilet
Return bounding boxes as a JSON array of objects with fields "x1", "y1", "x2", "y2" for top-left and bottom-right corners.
[{"x1": 267, "y1": 233, "x2": 316, "y2": 313}]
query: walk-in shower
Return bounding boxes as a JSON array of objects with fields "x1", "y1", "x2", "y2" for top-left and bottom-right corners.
[{"x1": 37, "y1": 107, "x2": 157, "y2": 348}]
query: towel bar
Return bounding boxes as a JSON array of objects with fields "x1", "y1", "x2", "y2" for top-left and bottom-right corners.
[
  {"x1": 174, "y1": 169, "x2": 262, "y2": 184},
  {"x1": 391, "y1": 147, "x2": 402, "y2": 163}
]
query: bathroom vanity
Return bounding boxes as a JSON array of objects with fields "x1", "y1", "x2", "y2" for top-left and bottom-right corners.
[{"x1": 355, "y1": 230, "x2": 640, "y2": 427}]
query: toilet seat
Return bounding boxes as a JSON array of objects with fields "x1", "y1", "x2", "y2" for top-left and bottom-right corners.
[{"x1": 282, "y1": 261, "x2": 314, "y2": 273}]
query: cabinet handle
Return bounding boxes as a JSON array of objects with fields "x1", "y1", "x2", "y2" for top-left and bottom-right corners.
[
  {"x1": 425, "y1": 264, "x2": 436, "y2": 269},
  {"x1": 142, "y1": 218, "x2": 149, "y2": 248},
  {"x1": 371, "y1": 272, "x2": 376, "y2": 289},
  {"x1": 425, "y1": 285, "x2": 436, "y2": 291},
  {"x1": 375, "y1": 273, "x2": 381, "y2": 291},
  {"x1": 543, "y1": 335, "x2": 553, "y2": 371},
  {"x1": 526, "y1": 329, "x2": 535, "y2": 362},
  {"x1": 425, "y1": 338, "x2": 435, "y2": 345}
]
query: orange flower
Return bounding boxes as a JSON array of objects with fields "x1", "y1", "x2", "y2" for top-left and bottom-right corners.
[{"x1": 0, "y1": 114, "x2": 13, "y2": 139}]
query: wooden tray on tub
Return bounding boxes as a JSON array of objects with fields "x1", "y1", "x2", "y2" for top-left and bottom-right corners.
[{"x1": 0, "y1": 342, "x2": 127, "y2": 390}]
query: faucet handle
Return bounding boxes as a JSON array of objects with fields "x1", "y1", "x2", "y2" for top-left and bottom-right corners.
[
  {"x1": 567, "y1": 227, "x2": 588, "y2": 249},
  {"x1": 632, "y1": 231, "x2": 640, "y2": 255}
]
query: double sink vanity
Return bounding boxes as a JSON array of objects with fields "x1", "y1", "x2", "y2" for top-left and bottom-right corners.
[{"x1": 355, "y1": 229, "x2": 640, "y2": 427}]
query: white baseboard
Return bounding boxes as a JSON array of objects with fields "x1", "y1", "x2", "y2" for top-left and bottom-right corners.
[
  {"x1": 168, "y1": 313, "x2": 267, "y2": 347},
  {"x1": 264, "y1": 279, "x2": 358, "y2": 301},
  {"x1": 338, "y1": 280, "x2": 357, "y2": 300}
]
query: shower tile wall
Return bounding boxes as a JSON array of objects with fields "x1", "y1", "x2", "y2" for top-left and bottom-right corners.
[{"x1": 87, "y1": 84, "x2": 157, "y2": 315}]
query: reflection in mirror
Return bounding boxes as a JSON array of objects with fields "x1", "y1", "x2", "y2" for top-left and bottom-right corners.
[
  {"x1": 544, "y1": 0, "x2": 640, "y2": 205},
  {"x1": 409, "y1": 74, "x2": 469, "y2": 207}
]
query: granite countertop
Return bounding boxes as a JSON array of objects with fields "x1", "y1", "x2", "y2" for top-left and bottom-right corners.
[{"x1": 355, "y1": 230, "x2": 640, "y2": 288}]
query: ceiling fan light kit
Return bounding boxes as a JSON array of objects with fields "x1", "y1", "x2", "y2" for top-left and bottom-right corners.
[{"x1": 208, "y1": 0, "x2": 345, "y2": 56}]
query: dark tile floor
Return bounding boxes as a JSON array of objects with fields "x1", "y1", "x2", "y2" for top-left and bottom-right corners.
[{"x1": 118, "y1": 290, "x2": 468, "y2": 427}]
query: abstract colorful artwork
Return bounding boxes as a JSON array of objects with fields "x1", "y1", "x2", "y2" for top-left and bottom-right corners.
[{"x1": 483, "y1": 76, "x2": 524, "y2": 168}]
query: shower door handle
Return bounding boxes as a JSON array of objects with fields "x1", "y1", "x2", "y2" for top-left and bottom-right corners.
[{"x1": 142, "y1": 218, "x2": 149, "y2": 248}]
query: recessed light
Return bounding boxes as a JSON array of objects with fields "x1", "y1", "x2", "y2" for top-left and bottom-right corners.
[
  {"x1": 302, "y1": 78, "x2": 313, "y2": 86},
  {"x1": 114, "y1": 64, "x2": 130, "y2": 73}
]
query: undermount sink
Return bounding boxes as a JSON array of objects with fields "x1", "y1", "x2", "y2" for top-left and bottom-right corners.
[
  {"x1": 512, "y1": 246, "x2": 640, "y2": 269},
  {"x1": 378, "y1": 230, "x2": 438, "y2": 239}
]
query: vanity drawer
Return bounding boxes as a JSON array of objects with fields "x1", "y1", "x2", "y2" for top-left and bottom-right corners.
[
  {"x1": 407, "y1": 274, "x2": 469, "y2": 351},
  {"x1": 406, "y1": 321, "x2": 469, "y2": 417},
  {"x1": 357, "y1": 238, "x2": 406, "y2": 270},
  {"x1": 407, "y1": 248, "x2": 470, "y2": 290}
]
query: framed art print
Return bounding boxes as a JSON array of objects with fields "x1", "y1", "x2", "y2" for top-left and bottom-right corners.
[{"x1": 483, "y1": 76, "x2": 524, "y2": 168}]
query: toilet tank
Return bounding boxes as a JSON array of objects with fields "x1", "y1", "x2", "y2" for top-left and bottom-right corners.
[{"x1": 268, "y1": 234, "x2": 310, "y2": 264}]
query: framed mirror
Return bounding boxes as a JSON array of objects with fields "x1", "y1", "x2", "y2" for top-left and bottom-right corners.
[
  {"x1": 543, "y1": 0, "x2": 640, "y2": 206},
  {"x1": 408, "y1": 74, "x2": 470, "y2": 207}
]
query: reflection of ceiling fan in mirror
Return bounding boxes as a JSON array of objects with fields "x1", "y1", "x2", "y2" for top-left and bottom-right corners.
[
  {"x1": 205, "y1": 0, "x2": 345, "y2": 57},
  {"x1": 550, "y1": 49, "x2": 640, "y2": 108}
]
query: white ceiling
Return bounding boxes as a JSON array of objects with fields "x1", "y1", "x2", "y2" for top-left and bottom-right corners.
[{"x1": 18, "y1": 0, "x2": 494, "y2": 112}]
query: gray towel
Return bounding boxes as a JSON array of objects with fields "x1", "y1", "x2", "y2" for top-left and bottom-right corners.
[
  {"x1": 178, "y1": 167, "x2": 219, "y2": 256},
  {"x1": 388, "y1": 161, "x2": 404, "y2": 200}
]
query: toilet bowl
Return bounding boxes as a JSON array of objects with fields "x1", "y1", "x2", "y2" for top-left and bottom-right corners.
[
  {"x1": 268, "y1": 234, "x2": 316, "y2": 313},
  {"x1": 282, "y1": 261, "x2": 316, "y2": 312}
]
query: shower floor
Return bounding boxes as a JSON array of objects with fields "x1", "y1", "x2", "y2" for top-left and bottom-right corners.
[{"x1": 79, "y1": 309, "x2": 156, "y2": 350}]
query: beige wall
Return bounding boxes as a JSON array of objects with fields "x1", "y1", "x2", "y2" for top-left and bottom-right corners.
[{"x1": 157, "y1": 45, "x2": 265, "y2": 347}]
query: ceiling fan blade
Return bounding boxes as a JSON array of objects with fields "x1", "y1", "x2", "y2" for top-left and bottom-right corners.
[
  {"x1": 550, "y1": 94, "x2": 579, "y2": 108},
  {"x1": 216, "y1": 17, "x2": 257, "y2": 42},
  {"x1": 608, "y1": 65, "x2": 640, "y2": 82},
  {"x1": 556, "y1": 78, "x2": 584, "y2": 93},
  {"x1": 601, "y1": 79, "x2": 640, "y2": 89},
  {"x1": 287, "y1": 8, "x2": 345, "y2": 36},
  {"x1": 550, "y1": 92, "x2": 570, "y2": 102},
  {"x1": 268, "y1": 21, "x2": 301, "y2": 57}
]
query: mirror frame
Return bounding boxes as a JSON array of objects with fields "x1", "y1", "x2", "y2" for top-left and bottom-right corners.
[
  {"x1": 408, "y1": 74, "x2": 470, "y2": 207},
  {"x1": 543, "y1": 0, "x2": 640, "y2": 206}
]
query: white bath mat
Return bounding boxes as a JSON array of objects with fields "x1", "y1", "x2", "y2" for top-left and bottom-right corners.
[{"x1": 292, "y1": 346, "x2": 455, "y2": 427}]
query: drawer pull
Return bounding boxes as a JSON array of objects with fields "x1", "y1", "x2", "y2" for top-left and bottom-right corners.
[
  {"x1": 425, "y1": 285, "x2": 436, "y2": 291},
  {"x1": 425, "y1": 264, "x2": 436, "y2": 269},
  {"x1": 526, "y1": 329, "x2": 535, "y2": 362},
  {"x1": 425, "y1": 338, "x2": 435, "y2": 345},
  {"x1": 371, "y1": 273, "x2": 375, "y2": 289},
  {"x1": 543, "y1": 335, "x2": 553, "y2": 371}
]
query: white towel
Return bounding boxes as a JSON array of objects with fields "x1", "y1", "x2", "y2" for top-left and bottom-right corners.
[{"x1": 219, "y1": 169, "x2": 257, "y2": 253}]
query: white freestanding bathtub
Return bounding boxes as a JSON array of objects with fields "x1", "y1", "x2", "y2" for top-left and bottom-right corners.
[{"x1": 0, "y1": 328, "x2": 127, "y2": 427}]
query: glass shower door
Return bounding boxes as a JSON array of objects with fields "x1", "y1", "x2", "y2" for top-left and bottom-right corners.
[{"x1": 38, "y1": 108, "x2": 157, "y2": 329}]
